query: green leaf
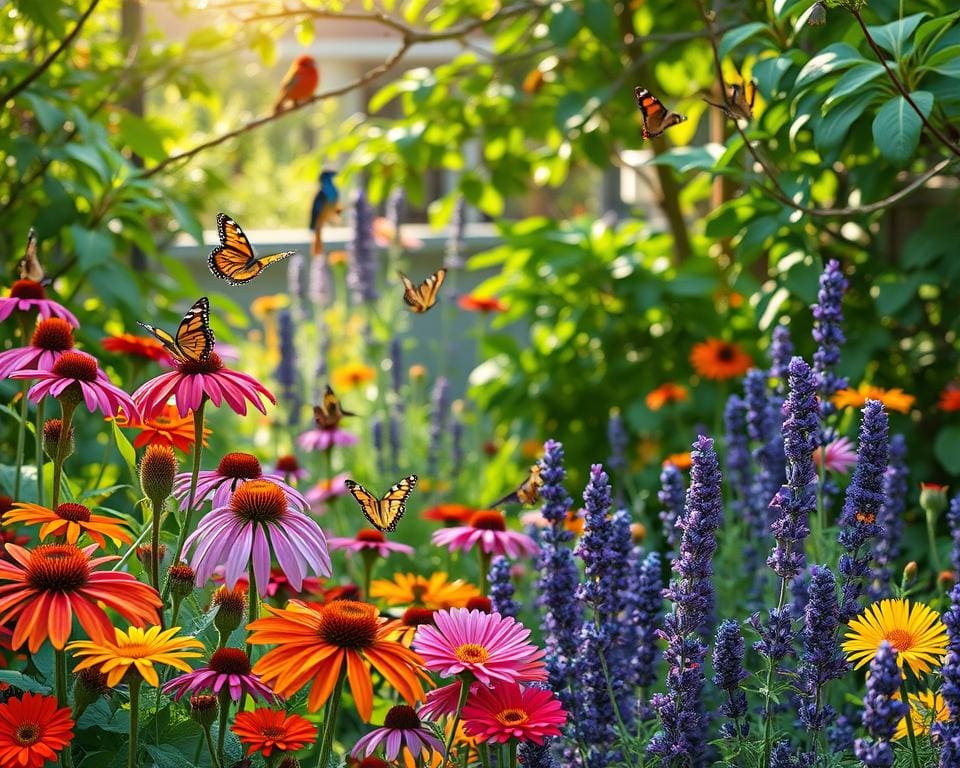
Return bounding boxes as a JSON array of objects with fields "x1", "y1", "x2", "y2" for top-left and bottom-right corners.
[
  {"x1": 115, "y1": 109, "x2": 166, "y2": 161},
  {"x1": 752, "y1": 55, "x2": 796, "y2": 95},
  {"x1": 0, "y1": 671, "x2": 51, "y2": 694},
  {"x1": 22, "y1": 94, "x2": 66, "y2": 133},
  {"x1": 111, "y1": 418, "x2": 139, "y2": 490},
  {"x1": 816, "y1": 89, "x2": 880, "y2": 151},
  {"x1": 144, "y1": 746, "x2": 197, "y2": 768},
  {"x1": 719, "y1": 23, "x2": 769, "y2": 59},
  {"x1": 874, "y1": 274, "x2": 925, "y2": 315},
  {"x1": 548, "y1": 4, "x2": 581, "y2": 46},
  {"x1": 794, "y1": 43, "x2": 865, "y2": 89},
  {"x1": 935, "y1": 426, "x2": 960, "y2": 474},
  {"x1": 867, "y1": 13, "x2": 928, "y2": 59},
  {"x1": 649, "y1": 145, "x2": 724, "y2": 172},
  {"x1": 824, "y1": 62, "x2": 885, "y2": 106},
  {"x1": 871, "y1": 92, "x2": 933, "y2": 167},
  {"x1": 69, "y1": 225, "x2": 113, "y2": 270}
]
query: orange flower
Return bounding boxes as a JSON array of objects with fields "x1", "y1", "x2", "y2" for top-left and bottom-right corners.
[
  {"x1": 689, "y1": 339, "x2": 753, "y2": 380},
  {"x1": 0, "y1": 692, "x2": 74, "y2": 768},
  {"x1": 663, "y1": 452, "x2": 692, "y2": 470},
  {"x1": 0, "y1": 543, "x2": 162, "y2": 652},
  {"x1": 939, "y1": 385, "x2": 960, "y2": 412},
  {"x1": 232, "y1": 708, "x2": 317, "y2": 758},
  {"x1": 331, "y1": 363, "x2": 377, "y2": 391},
  {"x1": 2, "y1": 502, "x2": 131, "y2": 549},
  {"x1": 645, "y1": 382, "x2": 689, "y2": 411},
  {"x1": 370, "y1": 572, "x2": 480, "y2": 610},
  {"x1": 100, "y1": 333, "x2": 172, "y2": 364},
  {"x1": 520, "y1": 439, "x2": 542, "y2": 460},
  {"x1": 458, "y1": 294, "x2": 507, "y2": 313},
  {"x1": 115, "y1": 403, "x2": 210, "y2": 452},
  {"x1": 832, "y1": 384, "x2": 915, "y2": 414},
  {"x1": 422, "y1": 504, "x2": 476, "y2": 526},
  {"x1": 249, "y1": 600, "x2": 428, "y2": 720}
]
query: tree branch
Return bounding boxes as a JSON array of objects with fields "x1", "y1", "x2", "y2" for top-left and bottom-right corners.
[{"x1": 0, "y1": 0, "x2": 102, "y2": 106}]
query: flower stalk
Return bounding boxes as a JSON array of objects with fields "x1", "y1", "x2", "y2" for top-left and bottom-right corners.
[
  {"x1": 316, "y1": 665, "x2": 348, "y2": 768},
  {"x1": 51, "y1": 398, "x2": 78, "y2": 508}
]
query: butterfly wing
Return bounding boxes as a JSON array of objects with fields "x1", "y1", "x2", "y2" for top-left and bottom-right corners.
[
  {"x1": 375, "y1": 474, "x2": 418, "y2": 533},
  {"x1": 174, "y1": 296, "x2": 215, "y2": 362},
  {"x1": 417, "y1": 268, "x2": 446, "y2": 312},
  {"x1": 728, "y1": 82, "x2": 755, "y2": 121},
  {"x1": 208, "y1": 214, "x2": 295, "y2": 285},
  {"x1": 634, "y1": 86, "x2": 687, "y2": 139},
  {"x1": 516, "y1": 464, "x2": 544, "y2": 505},
  {"x1": 399, "y1": 271, "x2": 425, "y2": 312},
  {"x1": 313, "y1": 384, "x2": 354, "y2": 429},
  {"x1": 136, "y1": 321, "x2": 181, "y2": 360},
  {"x1": 19, "y1": 228, "x2": 44, "y2": 282},
  {"x1": 487, "y1": 489, "x2": 520, "y2": 509},
  {"x1": 344, "y1": 480, "x2": 387, "y2": 530}
]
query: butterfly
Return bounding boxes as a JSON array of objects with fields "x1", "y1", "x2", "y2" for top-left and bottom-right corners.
[
  {"x1": 634, "y1": 86, "x2": 688, "y2": 139},
  {"x1": 137, "y1": 297, "x2": 215, "y2": 363},
  {"x1": 19, "y1": 228, "x2": 44, "y2": 283},
  {"x1": 208, "y1": 213, "x2": 298, "y2": 285},
  {"x1": 313, "y1": 385, "x2": 356, "y2": 430},
  {"x1": 488, "y1": 464, "x2": 543, "y2": 508},
  {"x1": 344, "y1": 475, "x2": 418, "y2": 533},
  {"x1": 399, "y1": 268, "x2": 446, "y2": 313},
  {"x1": 703, "y1": 80, "x2": 757, "y2": 122}
]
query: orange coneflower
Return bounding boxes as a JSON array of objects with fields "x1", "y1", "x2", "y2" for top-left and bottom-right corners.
[
  {"x1": 248, "y1": 600, "x2": 428, "y2": 720},
  {"x1": 388, "y1": 607, "x2": 437, "y2": 647},
  {"x1": 645, "y1": 382, "x2": 689, "y2": 411},
  {"x1": 458, "y1": 294, "x2": 507, "y2": 313},
  {"x1": 115, "y1": 403, "x2": 211, "y2": 452},
  {"x1": 832, "y1": 384, "x2": 915, "y2": 414},
  {"x1": 3, "y1": 502, "x2": 132, "y2": 549},
  {"x1": 0, "y1": 543, "x2": 162, "y2": 652},
  {"x1": 0, "y1": 692, "x2": 74, "y2": 768},
  {"x1": 939, "y1": 385, "x2": 960, "y2": 412},
  {"x1": 100, "y1": 333, "x2": 173, "y2": 365},
  {"x1": 232, "y1": 708, "x2": 317, "y2": 758},
  {"x1": 370, "y1": 572, "x2": 481, "y2": 610},
  {"x1": 894, "y1": 689, "x2": 949, "y2": 740},
  {"x1": 331, "y1": 363, "x2": 377, "y2": 391},
  {"x1": 689, "y1": 338, "x2": 753, "y2": 380},
  {"x1": 663, "y1": 452, "x2": 692, "y2": 471}
]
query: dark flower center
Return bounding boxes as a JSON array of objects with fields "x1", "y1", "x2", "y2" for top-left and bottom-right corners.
[
  {"x1": 31, "y1": 318, "x2": 74, "y2": 351},
  {"x1": 260, "y1": 725, "x2": 285, "y2": 739},
  {"x1": 496, "y1": 707, "x2": 529, "y2": 726},
  {"x1": 401, "y1": 607, "x2": 436, "y2": 627},
  {"x1": 9, "y1": 279, "x2": 46, "y2": 300},
  {"x1": 14, "y1": 722, "x2": 40, "y2": 746},
  {"x1": 466, "y1": 596, "x2": 493, "y2": 613},
  {"x1": 212, "y1": 584, "x2": 247, "y2": 613},
  {"x1": 230, "y1": 480, "x2": 287, "y2": 524},
  {"x1": 189, "y1": 694, "x2": 218, "y2": 713},
  {"x1": 168, "y1": 563, "x2": 195, "y2": 583},
  {"x1": 217, "y1": 452, "x2": 263, "y2": 480},
  {"x1": 317, "y1": 600, "x2": 378, "y2": 650},
  {"x1": 0, "y1": 495, "x2": 13, "y2": 515},
  {"x1": 208, "y1": 647, "x2": 252, "y2": 676},
  {"x1": 42, "y1": 419, "x2": 72, "y2": 445},
  {"x1": 75, "y1": 667, "x2": 110, "y2": 696},
  {"x1": 383, "y1": 704, "x2": 422, "y2": 730},
  {"x1": 357, "y1": 759, "x2": 390, "y2": 768},
  {"x1": 469, "y1": 510, "x2": 506, "y2": 532},
  {"x1": 717, "y1": 343, "x2": 735, "y2": 362},
  {"x1": 56, "y1": 503, "x2": 91, "y2": 523},
  {"x1": 275, "y1": 455, "x2": 300, "y2": 472},
  {"x1": 51, "y1": 351, "x2": 99, "y2": 381},
  {"x1": 177, "y1": 352, "x2": 223, "y2": 375},
  {"x1": 356, "y1": 529, "x2": 385, "y2": 543},
  {"x1": 26, "y1": 544, "x2": 90, "y2": 592}
]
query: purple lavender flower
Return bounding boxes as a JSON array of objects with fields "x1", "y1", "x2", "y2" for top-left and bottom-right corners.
[
  {"x1": 518, "y1": 740, "x2": 559, "y2": 768},
  {"x1": 949, "y1": 492, "x2": 960, "y2": 576},
  {"x1": 933, "y1": 584, "x2": 960, "y2": 764},
  {"x1": 812, "y1": 259, "x2": 848, "y2": 411},
  {"x1": 347, "y1": 188, "x2": 379, "y2": 303},
  {"x1": 854, "y1": 641, "x2": 906, "y2": 768},
  {"x1": 789, "y1": 567, "x2": 810, "y2": 620},
  {"x1": 769, "y1": 324, "x2": 793, "y2": 393},
  {"x1": 629, "y1": 549, "x2": 663, "y2": 694},
  {"x1": 870, "y1": 434, "x2": 908, "y2": 600},
  {"x1": 575, "y1": 465, "x2": 614, "y2": 611},
  {"x1": 286, "y1": 254, "x2": 306, "y2": 322},
  {"x1": 658, "y1": 463, "x2": 686, "y2": 550},
  {"x1": 607, "y1": 411, "x2": 628, "y2": 475},
  {"x1": 389, "y1": 338, "x2": 404, "y2": 398},
  {"x1": 274, "y1": 309, "x2": 301, "y2": 427},
  {"x1": 745, "y1": 369, "x2": 786, "y2": 524},
  {"x1": 371, "y1": 417, "x2": 384, "y2": 475},
  {"x1": 426, "y1": 376, "x2": 449, "y2": 476},
  {"x1": 309, "y1": 247, "x2": 331, "y2": 308},
  {"x1": 386, "y1": 187, "x2": 405, "y2": 235},
  {"x1": 713, "y1": 620, "x2": 748, "y2": 740},
  {"x1": 451, "y1": 418, "x2": 464, "y2": 478},
  {"x1": 770, "y1": 740, "x2": 814, "y2": 768},
  {"x1": 723, "y1": 394, "x2": 753, "y2": 513},
  {"x1": 828, "y1": 713, "x2": 855, "y2": 755},
  {"x1": 388, "y1": 411, "x2": 401, "y2": 473},
  {"x1": 444, "y1": 195, "x2": 466, "y2": 269},
  {"x1": 838, "y1": 400, "x2": 889, "y2": 622},
  {"x1": 489, "y1": 555, "x2": 518, "y2": 618}
]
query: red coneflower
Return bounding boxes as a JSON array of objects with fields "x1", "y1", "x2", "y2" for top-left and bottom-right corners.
[
  {"x1": 645, "y1": 382, "x2": 689, "y2": 411},
  {"x1": 939, "y1": 385, "x2": 960, "y2": 412},
  {"x1": 231, "y1": 708, "x2": 317, "y2": 758},
  {"x1": 689, "y1": 339, "x2": 753, "y2": 381},
  {"x1": 0, "y1": 692, "x2": 74, "y2": 768},
  {"x1": 458, "y1": 295, "x2": 507, "y2": 313},
  {"x1": 100, "y1": 333, "x2": 174, "y2": 365},
  {"x1": 421, "y1": 504, "x2": 476, "y2": 526}
]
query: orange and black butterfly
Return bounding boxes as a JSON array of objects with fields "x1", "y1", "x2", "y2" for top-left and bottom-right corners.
[
  {"x1": 634, "y1": 86, "x2": 687, "y2": 139},
  {"x1": 399, "y1": 269, "x2": 446, "y2": 313},
  {"x1": 19, "y1": 228, "x2": 44, "y2": 283},
  {"x1": 313, "y1": 385, "x2": 355, "y2": 430},
  {"x1": 344, "y1": 475, "x2": 418, "y2": 533},
  {"x1": 208, "y1": 213, "x2": 297, "y2": 285},
  {"x1": 704, "y1": 80, "x2": 757, "y2": 122},
  {"x1": 488, "y1": 464, "x2": 544, "y2": 508},
  {"x1": 137, "y1": 297, "x2": 215, "y2": 363}
]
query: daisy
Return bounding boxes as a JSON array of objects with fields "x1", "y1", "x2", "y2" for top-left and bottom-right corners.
[
  {"x1": 351, "y1": 705, "x2": 444, "y2": 762},
  {"x1": 833, "y1": 384, "x2": 915, "y2": 414},
  {"x1": 0, "y1": 543, "x2": 162, "y2": 652},
  {"x1": 248, "y1": 600, "x2": 428, "y2": 720},
  {"x1": 458, "y1": 294, "x2": 507, "y2": 313},
  {"x1": 2, "y1": 501, "x2": 132, "y2": 549},
  {"x1": 100, "y1": 333, "x2": 174, "y2": 365},
  {"x1": 331, "y1": 362, "x2": 376, "y2": 391},
  {"x1": 412, "y1": 607, "x2": 547, "y2": 685},
  {"x1": 163, "y1": 647, "x2": 275, "y2": 703},
  {"x1": 370, "y1": 572, "x2": 480, "y2": 610},
  {"x1": 328, "y1": 529, "x2": 415, "y2": 558},
  {"x1": 67, "y1": 625, "x2": 203, "y2": 687},
  {"x1": 388, "y1": 607, "x2": 438, "y2": 647},
  {"x1": 0, "y1": 280, "x2": 78, "y2": 326},
  {"x1": 843, "y1": 598, "x2": 948, "y2": 677},
  {"x1": 422, "y1": 503, "x2": 477, "y2": 526},
  {"x1": 689, "y1": 339, "x2": 753, "y2": 380},
  {"x1": 812, "y1": 436, "x2": 858, "y2": 474},
  {"x1": 115, "y1": 404, "x2": 210, "y2": 452},
  {"x1": 0, "y1": 692, "x2": 74, "y2": 768},
  {"x1": 132, "y1": 351, "x2": 275, "y2": 419},
  {"x1": 894, "y1": 689, "x2": 949, "y2": 740},
  {"x1": 298, "y1": 425, "x2": 359, "y2": 452},
  {"x1": 232, "y1": 708, "x2": 317, "y2": 758},
  {"x1": 645, "y1": 382, "x2": 689, "y2": 411},
  {"x1": 172, "y1": 451, "x2": 307, "y2": 511},
  {"x1": 184, "y1": 479, "x2": 331, "y2": 595},
  {"x1": 0, "y1": 317, "x2": 75, "y2": 378},
  {"x1": 461, "y1": 681, "x2": 567, "y2": 745},
  {"x1": 431, "y1": 511, "x2": 539, "y2": 559},
  {"x1": 12, "y1": 351, "x2": 138, "y2": 418},
  {"x1": 273, "y1": 454, "x2": 308, "y2": 482}
]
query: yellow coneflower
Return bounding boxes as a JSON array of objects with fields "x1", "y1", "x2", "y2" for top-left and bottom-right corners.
[{"x1": 842, "y1": 599, "x2": 948, "y2": 677}]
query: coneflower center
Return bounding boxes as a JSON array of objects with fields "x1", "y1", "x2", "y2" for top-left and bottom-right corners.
[
  {"x1": 495, "y1": 707, "x2": 529, "y2": 726},
  {"x1": 14, "y1": 722, "x2": 40, "y2": 746},
  {"x1": 401, "y1": 607, "x2": 436, "y2": 627},
  {"x1": 56, "y1": 503, "x2": 91, "y2": 523},
  {"x1": 9, "y1": 279, "x2": 46, "y2": 300},
  {"x1": 466, "y1": 596, "x2": 493, "y2": 614},
  {"x1": 318, "y1": 601, "x2": 378, "y2": 649},
  {"x1": 469, "y1": 510, "x2": 506, "y2": 531},
  {"x1": 212, "y1": 585, "x2": 247, "y2": 612},
  {"x1": 26, "y1": 545, "x2": 90, "y2": 592},
  {"x1": 168, "y1": 563, "x2": 195, "y2": 582},
  {"x1": 275, "y1": 455, "x2": 300, "y2": 472},
  {"x1": 230, "y1": 480, "x2": 287, "y2": 524},
  {"x1": 454, "y1": 642, "x2": 490, "y2": 664},
  {"x1": 208, "y1": 647, "x2": 252, "y2": 676},
  {"x1": 716, "y1": 343, "x2": 735, "y2": 362},
  {"x1": 31, "y1": 318, "x2": 74, "y2": 351},
  {"x1": 217, "y1": 452, "x2": 263, "y2": 479},
  {"x1": 884, "y1": 628, "x2": 915, "y2": 652},
  {"x1": 51, "y1": 351, "x2": 99, "y2": 381},
  {"x1": 178, "y1": 352, "x2": 223, "y2": 375},
  {"x1": 383, "y1": 704, "x2": 422, "y2": 730},
  {"x1": 356, "y1": 529, "x2": 385, "y2": 543}
]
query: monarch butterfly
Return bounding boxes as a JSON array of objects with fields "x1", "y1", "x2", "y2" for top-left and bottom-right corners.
[
  {"x1": 399, "y1": 269, "x2": 446, "y2": 313},
  {"x1": 208, "y1": 213, "x2": 297, "y2": 285},
  {"x1": 634, "y1": 86, "x2": 688, "y2": 139},
  {"x1": 703, "y1": 80, "x2": 757, "y2": 122},
  {"x1": 313, "y1": 384, "x2": 355, "y2": 430},
  {"x1": 19, "y1": 228, "x2": 44, "y2": 283},
  {"x1": 137, "y1": 297, "x2": 215, "y2": 363},
  {"x1": 487, "y1": 464, "x2": 544, "y2": 508},
  {"x1": 344, "y1": 475, "x2": 418, "y2": 533}
]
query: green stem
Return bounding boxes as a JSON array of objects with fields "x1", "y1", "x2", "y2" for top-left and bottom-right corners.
[
  {"x1": 128, "y1": 676, "x2": 142, "y2": 768},
  {"x1": 51, "y1": 398, "x2": 77, "y2": 508},
  {"x1": 55, "y1": 648, "x2": 68, "y2": 707},
  {"x1": 150, "y1": 497, "x2": 162, "y2": 593},
  {"x1": 35, "y1": 398, "x2": 44, "y2": 506},
  {"x1": 248, "y1": 563, "x2": 259, "y2": 658},
  {"x1": 761, "y1": 568, "x2": 790, "y2": 768},
  {"x1": 316, "y1": 665, "x2": 348, "y2": 768},
  {"x1": 508, "y1": 741, "x2": 517, "y2": 768},
  {"x1": 478, "y1": 744, "x2": 492, "y2": 768},
  {"x1": 900, "y1": 680, "x2": 922, "y2": 768},
  {"x1": 203, "y1": 726, "x2": 220, "y2": 768},
  {"x1": 478, "y1": 549, "x2": 491, "y2": 596},
  {"x1": 926, "y1": 508, "x2": 944, "y2": 575},
  {"x1": 14, "y1": 382, "x2": 29, "y2": 499},
  {"x1": 216, "y1": 690, "x2": 231, "y2": 768},
  {"x1": 441, "y1": 675, "x2": 472, "y2": 762}
]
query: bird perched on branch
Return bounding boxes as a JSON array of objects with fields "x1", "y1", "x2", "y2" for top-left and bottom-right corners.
[
  {"x1": 273, "y1": 54, "x2": 319, "y2": 113},
  {"x1": 310, "y1": 169, "x2": 341, "y2": 256}
]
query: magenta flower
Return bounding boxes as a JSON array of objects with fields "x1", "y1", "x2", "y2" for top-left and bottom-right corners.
[
  {"x1": 12, "y1": 351, "x2": 138, "y2": 417},
  {"x1": 813, "y1": 435, "x2": 858, "y2": 475},
  {"x1": 273, "y1": 455, "x2": 308, "y2": 482},
  {"x1": 431, "y1": 510, "x2": 539, "y2": 559},
  {"x1": 172, "y1": 452, "x2": 307, "y2": 511},
  {"x1": 132, "y1": 352, "x2": 274, "y2": 419},
  {"x1": 183, "y1": 479, "x2": 331, "y2": 595},
  {"x1": 0, "y1": 318, "x2": 76, "y2": 378},
  {"x1": 327, "y1": 529, "x2": 414, "y2": 558},
  {"x1": 418, "y1": 680, "x2": 481, "y2": 720},
  {"x1": 305, "y1": 474, "x2": 349, "y2": 510},
  {"x1": 162, "y1": 647, "x2": 275, "y2": 703},
  {"x1": 412, "y1": 607, "x2": 547, "y2": 685},
  {"x1": 0, "y1": 280, "x2": 78, "y2": 326},
  {"x1": 351, "y1": 705, "x2": 444, "y2": 762},
  {"x1": 297, "y1": 427, "x2": 358, "y2": 452},
  {"x1": 461, "y1": 681, "x2": 567, "y2": 745}
]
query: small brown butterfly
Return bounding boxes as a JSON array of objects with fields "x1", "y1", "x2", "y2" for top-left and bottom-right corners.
[
  {"x1": 487, "y1": 464, "x2": 544, "y2": 508},
  {"x1": 703, "y1": 80, "x2": 757, "y2": 122},
  {"x1": 313, "y1": 385, "x2": 355, "y2": 430},
  {"x1": 19, "y1": 228, "x2": 44, "y2": 282},
  {"x1": 634, "y1": 86, "x2": 687, "y2": 139},
  {"x1": 399, "y1": 269, "x2": 446, "y2": 313}
]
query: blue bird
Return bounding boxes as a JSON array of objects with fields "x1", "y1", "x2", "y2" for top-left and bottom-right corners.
[{"x1": 310, "y1": 169, "x2": 340, "y2": 256}]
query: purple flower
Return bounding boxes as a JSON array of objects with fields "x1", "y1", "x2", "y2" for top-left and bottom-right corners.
[
  {"x1": 162, "y1": 648, "x2": 275, "y2": 703},
  {"x1": 309, "y1": 251, "x2": 331, "y2": 309},
  {"x1": 172, "y1": 453, "x2": 307, "y2": 512},
  {"x1": 444, "y1": 195, "x2": 466, "y2": 269},
  {"x1": 518, "y1": 740, "x2": 560, "y2": 768},
  {"x1": 386, "y1": 187, "x2": 406, "y2": 234},
  {"x1": 713, "y1": 620, "x2": 748, "y2": 740},
  {"x1": 347, "y1": 188, "x2": 379, "y2": 303},
  {"x1": 489, "y1": 555, "x2": 518, "y2": 618},
  {"x1": 286, "y1": 254, "x2": 306, "y2": 322},
  {"x1": 769, "y1": 324, "x2": 793, "y2": 393},
  {"x1": 933, "y1": 585, "x2": 960, "y2": 764},
  {"x1": 949, "y1": 492, "x2": 960, "y2": 576},
  {"x1": 427, "y1": 376, "x2": 449, "y2": 476},
  {"x1": 658, "y1": 463, "x2": 686, "y2": 551},
  {"x1": 388, "y1": 412, "x2": 401, "y2": 473},
  {"x1": 607, "y1": 411, "x2": 628, "y2": 475},
  {"x1": 745, "y1": 368, "x2": 786, "y2": 523},
  {"x1": 629, "y1": 549, "x2": 663, "y2": 693},
  {"x1": 372, "y1": 417, "x2": 385, "y2": 474},
  {"x1": 812, "y1": 259, "x2": 848, "y2": 410},
  {"x1": 854, "y1": 642, "x2": 906, "y2": 768},
  {"x1": 575, "y1": 465, "x2": 614, "y2": 611},
  {"x1": 274, "y1": 310, "x2": 300, "y2": 427},
  {"x1": 389, "y1": 337, "x2": 403, "y2": 398},
  {"x1": 870, "y1": 434, "x2": 908, "y2": 600},
  {"x1": 770, "y1": 740, "x2": 814, "y2": 768},
  {"x1": 452, "y1": 418, "x2": 464, "y2": 477},
  {"x1": 351, "y1": 705, "x2": 444, "y2": 762}
]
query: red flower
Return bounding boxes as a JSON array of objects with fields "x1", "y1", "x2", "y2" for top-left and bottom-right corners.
[
  {"x1": 461, "y1": 680, "x2": 566, "y2": 745},
  {"x1": 458, "y1": 294, "x2": 507, "y2": 313},
  {"x1": 231, "y1": 708, "x2": 317, "y2": 757},
  {"x1": 0, "y1": 692, "x2": 74, "y2": 768},
  {"x1": 101, "y1": 333, "x2": 174, "y2": 365},
  {"x1": 940, "y1": 385, "x2": 960, "y2": 412}
]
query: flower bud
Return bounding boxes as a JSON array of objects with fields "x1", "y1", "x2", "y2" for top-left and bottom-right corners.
[
  {"x1": 167, "y1": 563, "x2": 196, "y2": 601},
  {"x1": 212, "y1": 585, "x2": 247, "y2": 637},
  {"x1": 920, "y1": 483, "x2": 949, "y2": 518},
  {"x1": 465, "y1": 596, "x2": 492, "y2": 614},
  {"x1": 277, "y1": 759, "x2": 301, "y2": 768},
  {"x1": 903, "y1": 561, "x2": 918, "y2": 585},
  {"x1": 136, "y1": 544, "x2": 167, "y2": 570},
  {"x1": 140, "y1": 444, "x2": 178, "y2": 503},
  {"x1": 630, "y1": 522, "x2": 647, "y2": 544},
  {"x1": 72, "y1": 668, "x2": 109, "y2": 718},
  {"x1": 189, "y1": 694, "x2": 218, "y2": 729},
  {"x1": 408, "y1": 364, "x2": 427, "y2": 380},
  {"x1": 42, "y1": 419, "x2": 74, "y2": 460},
  {"x1": 939, "y1": 570, "x2": 956, "y2": 590}
]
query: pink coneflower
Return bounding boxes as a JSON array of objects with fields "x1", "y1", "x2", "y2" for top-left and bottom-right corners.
[
  {"x1": 431, "y1": 510, "x2": 539, "y2": 559},
  {"x1": 305, "y1": 474, "x2": 349, "y2": 509},
  {"x1": 172, "y1": 452, "x2": 307, "y2": 511},
  {"x1": 297, "y1": 426, "x2": 358, "y2": 452},
  {"x1": 132, "y1": 352, "x2": 275, "y2": 419},
  {"x1": 273, "y1": 455, "x2": 308, "y2": 483},
  {"x1": 813, "y1": 436, "x2": 857, "y2": 474},
  {"x1": 418, "y1": 679, "x2": 482, "y2": 720},
  {"x1": 210, "y1": 566, "x2": 331, "y2": 602},
  {"x1": 162, "y1": 647, "x2": 275, "y2": 703},
  {"x1": 351, "y1": 705, "x2": 444, "y2": 762},
  {"x1": 183, "y1": 479, "x2": 331, "y2": 595},
  {"x1": 0, "y1": 280, "x2": 78, "y2": 326},
  {"x1": 412, "y1": 607, "x2": 547, "y2": 685},
  {"x1": 461, "y1": 681, "x2": 567, "y2": 745},
  {"x1": 0, "y1": 318, "x2": 75, "y2": 378},
  {"x1": 11, "y1": 351, "x2": 138, "y2": 418},
  {"x1": 328, "y1": 529, "x2": 414, "y2": 558}
]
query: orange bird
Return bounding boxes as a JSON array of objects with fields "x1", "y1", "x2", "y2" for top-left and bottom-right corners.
[{"x1": 273, "y1": 55, "x2": 320, "y2": 113}]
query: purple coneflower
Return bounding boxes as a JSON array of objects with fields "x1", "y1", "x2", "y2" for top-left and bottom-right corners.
[
  {"x1": 351, "y1": 705, "x2": 443, "y2": 762},
  {"x1": 297, "y1": 424, "x2": 358, "y2": 452},
  {"x1": 162, "y1": 647, "x2": 275, "y2": 702},
  {"x1": 432, "y1": 510, "x2": 538, "y2": 559},
  {"x1": 172, "y1": 452, "x2": 307, "y2": 511},
  {"x1": 0, "y1": 279, "x2": 78, "y2": 326},
  {"x1": 13, "y1": 350, "x2": 137, "y2": 418},
  {"x1": 813, "y1": 435, "x2": 857, "y2": 475},
  {"x1": 0, "y1": 318, "x2": 75, "y2": 377},
  {"x1": 327, "y1": 529, "x2": 414, "y2": 558}
]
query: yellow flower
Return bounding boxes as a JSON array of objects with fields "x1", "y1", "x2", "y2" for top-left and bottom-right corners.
[
  {"x1": 370, "y1": 572, "x2": 480, "y2": 610},
  {"x1": 832, "y1": 384, "x2": 915, "y2": 414},
  {"x1": 330, "y1": 362, "x2": 376, "y2": 391},
  {"x1": 67, "y1": 625, "x2": 203, "y2": 687},
  {"x1": 250, "y1": 293, "x2": 290, "y2": 320},
  {"x1": 894, "y1": 689, "x2": 949, "y2": 740},
  {"x1": 843, "y1": 599, "x2": 948, "y2": 677}
]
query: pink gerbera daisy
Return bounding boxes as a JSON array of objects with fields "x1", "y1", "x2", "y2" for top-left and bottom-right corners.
[
  {"x1": 328, "y1": 529, "x2": 415, "y2": 558},
  {"x1": 11, "y1": 351, "x2": 138, "y2": 418},
  {"x1": 297, "y1": 426, "x2": 358, "y2": 452},
  {"x1": 132, "y1": 352, "x2": 274, "y2": 419},
  {"x1": 412, "y1": 608, "x2": 547, "y2": 685},
  {"x1": 351, "y1": 705, "x2": 444, "y2": 762},
  {"x1": 461, "y1": 681, "x2": 567, "y2": 745},
  {"x1": 183, "y1": 479, "x2": 331, "y2": 595},
  {"x1": 172, "y1": 452, "x2": 307, "y2": 511},
  {"x1": 162, "y1": 647, "x2": 275, "y2": 703},
  {"x1": 0, "y1": 318, "x2": 75, "y2": 378},
  {"x1": 812, "y1": 436, "x2": 858, "y2": 475},
  {"x1": 431, "y1": 510, "x2": 539, "y2": 559},
  {"x1": 0, "y1": 280, "x2": 78, "y2": 326},
  {"x1": 418, "y1": 679, "x2": 482, "y2": 720}
]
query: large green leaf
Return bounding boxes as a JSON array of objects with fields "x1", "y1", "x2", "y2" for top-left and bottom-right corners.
[
  {"x1": 871, "y1": 91, "x2": 933, "y2": 166},
  {"x1": 816, "y1": 90, "x2": 880, "y2": 151},
  {"x1": 935, "y1": 425, "x2": 960, "y2": 474},
  {"x1": 824, "y1": 62, "x2": 886, "y2": 106},
  {"x1": 70, "y1": 225, "x2": 113, "y2": 271},
  {"x1": 719, "y1": 23, "x2": 770, "y2": 60},
  {"x1": 867, "y1": 13, "x2": 928, "y2": 59},
  {"x1": 794, "y1": 43, "x2": 865, "y2": 89}
]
